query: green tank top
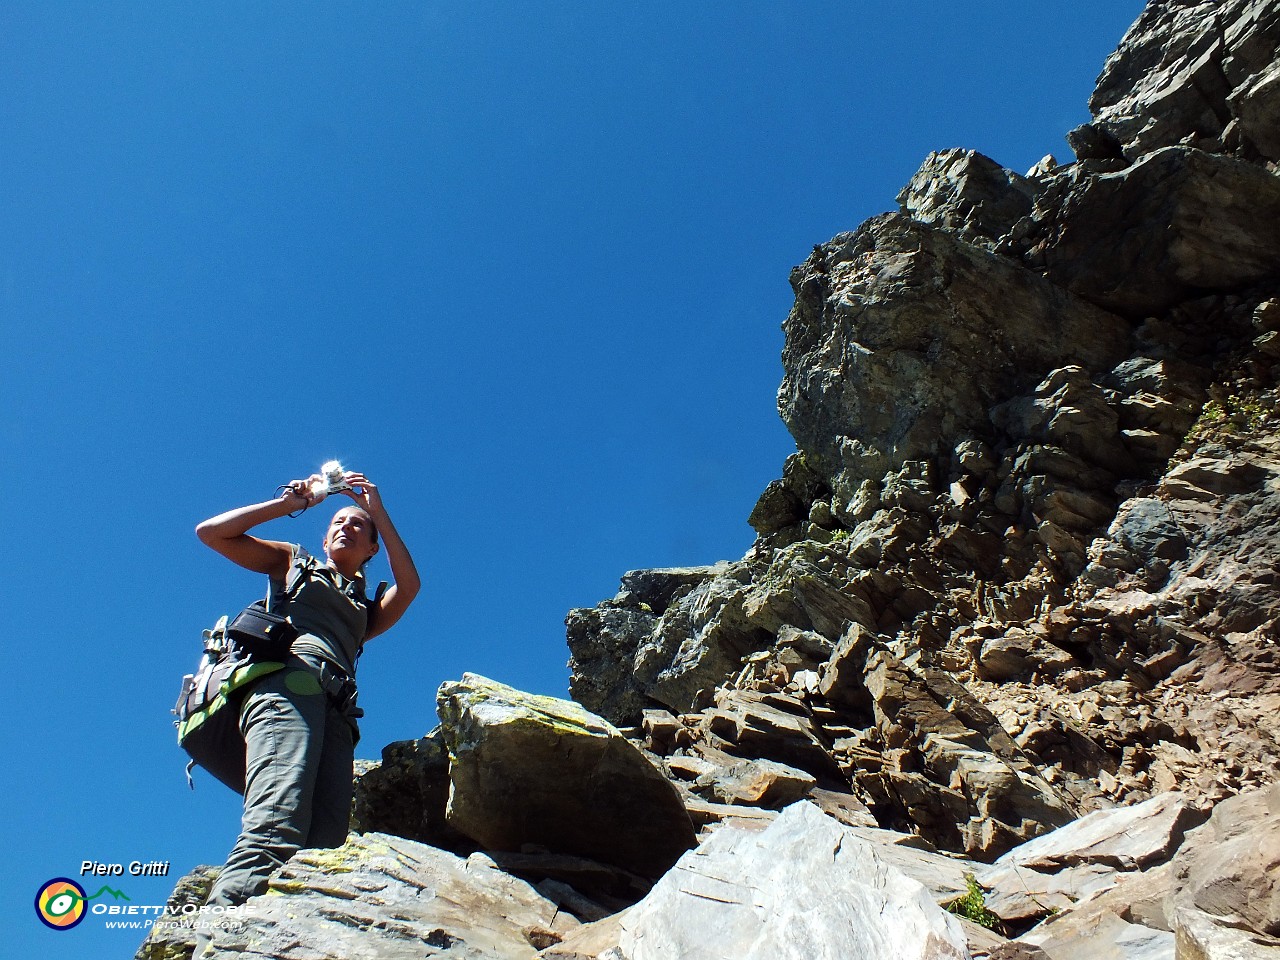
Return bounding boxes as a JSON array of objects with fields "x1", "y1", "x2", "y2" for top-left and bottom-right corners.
[{"x1": 271, "y1": 544, "x2": 369, "y2": 679}]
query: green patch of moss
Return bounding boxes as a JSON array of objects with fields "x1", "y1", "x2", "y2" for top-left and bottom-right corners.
[{"x1": 294, "y1": 844, "x2": 362, "y2": 874}]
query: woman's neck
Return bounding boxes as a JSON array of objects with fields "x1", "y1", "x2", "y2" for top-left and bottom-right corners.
[{"x1": 327, "y1": 558, "x2": 364, "y2": 580}]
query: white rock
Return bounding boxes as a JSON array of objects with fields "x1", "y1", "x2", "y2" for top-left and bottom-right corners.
[{"x1": 615, "y1": 801, "x2": 971, "y2": 960}]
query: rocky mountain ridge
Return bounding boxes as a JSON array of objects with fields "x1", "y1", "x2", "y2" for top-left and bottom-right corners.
[
  {"x1": 142, "y1": 2, "x2": 1280, "y2": 958},
  {"x1": 567, "y1": 0, "x2": 1280, "y2": 845}
]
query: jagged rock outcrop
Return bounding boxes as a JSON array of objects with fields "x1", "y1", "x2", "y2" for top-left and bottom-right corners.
[
  {"x1": 779, "y1": 213, "x2": 1131, "y2": 499},
  {"x1": 350, "y1": 728, "x2": 472, "y2": 854},
  {"x1": 1085, "y1": 0, "x2": 1280, "y2": 163},
  {"x1": 567, "y1": 0, "x2": 1280, "y2": 868}
]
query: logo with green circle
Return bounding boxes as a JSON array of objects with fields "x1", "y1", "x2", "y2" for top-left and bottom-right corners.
[{"x1": 35, "y1": 878, "x2": 87, "y2": 930}]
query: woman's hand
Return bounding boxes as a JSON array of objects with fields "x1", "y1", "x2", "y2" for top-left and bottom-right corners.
[
  {"x1": 283, "y1": 474, "x2": 327, "y2": 509},
  {"x1": 340, "y1": 472, "x2": 385, "y2": 516}
]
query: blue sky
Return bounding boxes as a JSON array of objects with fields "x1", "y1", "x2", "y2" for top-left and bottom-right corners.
[{"x1": 4, "y1": 2, "x2": 1145, "y2": 955}]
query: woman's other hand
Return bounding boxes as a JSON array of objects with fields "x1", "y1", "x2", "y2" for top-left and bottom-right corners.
[{"x1": 340, "y1": 472, "x2": 384, "y2": 516}]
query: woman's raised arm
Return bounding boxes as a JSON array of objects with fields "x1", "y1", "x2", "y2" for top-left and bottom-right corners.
[
  {"x1": 195, "y1": 478, "x2": 319, "y2": 578},
  {"x1": 341, "y1": 473, "x2": 420, "y2": 640}
]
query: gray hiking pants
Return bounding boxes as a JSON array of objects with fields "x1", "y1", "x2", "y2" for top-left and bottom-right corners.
[{"x1": 205, "y1": 659, "x2": 356, "y2": 910}]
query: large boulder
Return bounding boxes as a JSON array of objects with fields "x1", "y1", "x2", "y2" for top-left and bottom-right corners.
[
  {"x1": 600, "y1": 801, "x2": 970, "y2": 960},
  {"x1": 436, "y1": 674, "x2": 696, "y2": 879}
]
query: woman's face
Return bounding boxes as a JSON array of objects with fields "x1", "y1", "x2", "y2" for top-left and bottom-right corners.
[{"x1": 324, "y1": 507, "x2": 378, "y2": 569}]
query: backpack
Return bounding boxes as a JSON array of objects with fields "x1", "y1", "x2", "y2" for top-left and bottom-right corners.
[
  {"x1": 173, "y1": 618, "x2": 286, "y2": 793},
  {"x1": 172, "y1": 560, "x2": 310, "y2": 792},
  {"x1": 173, "y1": 553, "x2": 386, "y2": 792}
]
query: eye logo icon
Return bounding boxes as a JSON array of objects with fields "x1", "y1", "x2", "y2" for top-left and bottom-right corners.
[{"x1": 35, "y1": 878, "x2": 87, "y2": 930}]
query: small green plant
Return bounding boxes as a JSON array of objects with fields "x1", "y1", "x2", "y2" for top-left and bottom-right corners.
[
  {"x1": 1185, "y1": 392, "x2": 1270, "y2": 443},
  {"x1": 829, "y1": 529, "x2": 850, "y2": 542},
  {"x1": 946, "y1": 873, "x2": 1001, "y2": 930}
]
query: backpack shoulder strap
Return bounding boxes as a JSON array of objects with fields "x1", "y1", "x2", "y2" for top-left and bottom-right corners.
[{"x1": 267, "y1": 544, "x2": 314, "y2": 612}]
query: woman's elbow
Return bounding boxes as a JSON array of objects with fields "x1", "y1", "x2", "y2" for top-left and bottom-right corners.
[
  {"x1": 195, "y1": 520, "x2": 224, "y2": 547},
  {"x1": 401, "y1": 578, "x2": 422, "y2": 606}
]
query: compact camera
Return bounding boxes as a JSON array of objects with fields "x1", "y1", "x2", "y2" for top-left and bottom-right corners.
[{"x1": 310, "y1": 460, "x2": 353, "y2": 499}]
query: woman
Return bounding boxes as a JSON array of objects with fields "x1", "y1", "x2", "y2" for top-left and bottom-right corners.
[{"x1": 193, "y1": 469, "x2": 420, "y2": 913}]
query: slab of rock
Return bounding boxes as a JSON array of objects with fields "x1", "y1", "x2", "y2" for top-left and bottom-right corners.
[
  {"x1": 979, "y1": 793, "x2": 1203, "y2": 924},
  {"x1": 1166, "y1": 783, "x2": 1280, "y2": 956},
  {"x1": 1037, "y1": 147, "x2": 1280, "y2": 316},
  {"x1": 984, "y1": 861, "x2": 1122, "y2": 925},
  {"x1": 437, "y1": 674, "x2": 696, "y2": 879},
  {"x1": 181, "y1": 833, "x2": 566, "y2": 959},
  {"x1": 1014, "y1": 860, "x2": 1178, "y2": 947},
  {"x1": 994, "y1": 792, "x2": 1202, "y2": 872},
  {"x1": 1019, "y1": 909, "x2": 1174, "y2": 960},
  {"x1": 683, "y1": 796, "x2": 780, "y2": 830},
  {"x1": 995, "y1": 786, "x2": 1280, "y2": 956},
  {"x1": 695, "y1": 756, "x2": 817, "y2": 808},
  {"x1": 807, "y1": 786, "x2": 878, "y2": 829},
  {"x1": 606, "y1": 801, "x2": 971, "y2": 960}
]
